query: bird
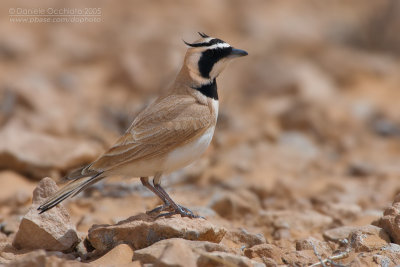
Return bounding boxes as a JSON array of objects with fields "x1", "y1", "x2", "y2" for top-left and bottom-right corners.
[{"x1": 38, "y1": 32, "x2": 248, "y2": 218}]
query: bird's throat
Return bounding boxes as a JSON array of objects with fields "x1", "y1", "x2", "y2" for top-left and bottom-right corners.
[{"x1": 192, "y1": 79, "x2": 218, "y2": 100}]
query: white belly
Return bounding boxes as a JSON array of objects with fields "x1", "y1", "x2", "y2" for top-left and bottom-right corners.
[
  {"x1": 163, "y1": 99, "x2": 218, "y2": 173},
  {"x1": 163, "y1": 126, "x2": 215, "y2": 173}
]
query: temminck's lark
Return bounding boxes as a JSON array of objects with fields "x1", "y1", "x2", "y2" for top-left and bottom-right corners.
[{"x1": 38, "y1": 32, "x2": 248, "y2": 218}]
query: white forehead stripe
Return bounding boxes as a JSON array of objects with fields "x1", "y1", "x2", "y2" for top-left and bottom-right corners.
[{"x1": 208, "y1": 43, "x2": 231, "y2": 50}]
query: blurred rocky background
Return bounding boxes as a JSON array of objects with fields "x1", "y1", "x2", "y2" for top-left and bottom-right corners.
[{"x1": 1, "y1": 0, "x2": 400, "y2": 266}]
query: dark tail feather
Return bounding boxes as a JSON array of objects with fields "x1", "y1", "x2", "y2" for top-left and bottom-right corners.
[
  {"x1": 70, "y1": 173, "x2": 104, "y2": 197},
  {"x1": 63, "y1": 164, "x2": 97, "y2": 181},
  {"x1": 37, "y1": 172, "x2": 103, "y2": 214},
  {"x1": 38, "y1": 189, "x2": 76, "y2": 214}
]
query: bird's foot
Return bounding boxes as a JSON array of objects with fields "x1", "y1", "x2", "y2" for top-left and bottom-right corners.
[
  {"x1": 147, "y1": 204, "x2": 203, "y2": 219},
  {"x1": 146, "y1": 204, "x2": 169, "y2": 215}
]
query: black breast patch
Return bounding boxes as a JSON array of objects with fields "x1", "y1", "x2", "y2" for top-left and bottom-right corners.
[{"x1": 192, "y1": 79, "x2": 218, "y2": 100}]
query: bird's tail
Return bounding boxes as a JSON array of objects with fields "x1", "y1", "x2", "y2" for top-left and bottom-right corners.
[{"x1": 37, "y1": 172, "x2": 104, "y2": 214}]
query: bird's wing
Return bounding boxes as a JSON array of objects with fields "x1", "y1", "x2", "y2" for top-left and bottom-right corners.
[{"x1": 83, "y1": 95, "x2": 214, "y2": 173}]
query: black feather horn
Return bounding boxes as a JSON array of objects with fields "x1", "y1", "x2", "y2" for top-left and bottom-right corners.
[
  {"x1": 183, "y1": 39, "x2": 209, "y2": 47},
  {"x1": 183, "y1": 40, "x2": 196, "y2": 47},
  {"x1": 198, "y1": 32, "x2": 209, "y2": 38}
]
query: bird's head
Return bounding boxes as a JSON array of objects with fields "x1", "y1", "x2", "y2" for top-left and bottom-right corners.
[{"x1": 183, "y1": 32, "x2": 248, "y2": 84}]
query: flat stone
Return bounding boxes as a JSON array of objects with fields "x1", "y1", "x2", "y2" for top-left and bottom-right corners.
[
  {"x1": 259, "y1": 210, "x2": 333, "y2": 233},
  {"x1": 0, "y1": 121, "x2": 102, "y2": 179},
  {"x1": 244, "y1": 243, "x2": 283, "y2": 264},
  {"x1": 225, "y1": 228, "x2": 266, "y2": 248},
  {"x1": 323, "y1": 226, "x2": 359, "y2": 242},
  {"x1": 88, "y1": 213, "x2": 226, "y2": 252},
  {"x1": 4, "y1": 249, "x2": 89, "y2": 267},
  {"x1": 295, "y1": 236, "x2": 332, "y2": 256},
  {"x1": 133, "y1": 238, "x2": 228, "y2": 267},
  {"x1": 90, "y1": 244, "x2": 134, "y2": 266},
  {"x1": 349, "y1": 225, "x2": 390, "y2": 252},
  {"x1": 209, "y1": 189, "x2": 261, "y2": 220},
  {"x1": 198, "y1": 251, "x2": 266, "y2": 267},
  {"x1": 281, "y1": 250, "x2": 318, "y2": 266}
]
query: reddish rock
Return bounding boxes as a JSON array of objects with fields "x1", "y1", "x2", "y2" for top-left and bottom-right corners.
[
  {"x1": 0, "y1": 121, "x2": 102, "y2": 179},
  {"x1": 324, "y1": 224, "x2": 390, "y2": 253},
  {"x1": 380, "y1": 243, "x2": 400, "y2": 265},
  {"x1": 349, "y1": 225, "x2": 390, "y2": 252},
  {"x1": 90, "y1": 244, "x2": 134, "y2": 266},
  {"x1": 373, "y1": 254, "x2": 392, "y2": 266},
  {"x1": 295, "y1": 236, "x2": 332, "y2": 256},
  {"x1": 225, "y1": 228, "x2": 266, "y2": 248},
  {"x1": 209, "y1": 189, "x2": 261, "y2": 220},
  {"x1": 88, "y1": 214, "x2": 226, "y2": 252},
  {"x1": 323, "y1": 226, "x2": 359, "y2": 243},
  {"x1": 0, "y1": 171, "x2": 35, "y2": 204},
  {"x1": 133, "y1": 238, "x2": 228, "y2": 267},
  {"x1": 375, "y1": 194, "x2": 400, "y2": 244},
  {"x1": 197, "y1": 251, "x2": 265, "y2": 267},
  {"x1": 13, "y1": 178, "x2": 79, "y2": 252},
  {"x1": 258, "y1": 210, "x2": 333, "y2": 236},
  {"x1": 316, "y1": 202, "x2": 362, "y2": 222},
  {"x1": 281, "y1": 250, "x2": 318, "y2": 266},
  {"x1": 5, "y1": 249, "x2": 88, "y2": 267},
  {"x1": 244, "y1": 243, "x2": 283, "y2": 264}
]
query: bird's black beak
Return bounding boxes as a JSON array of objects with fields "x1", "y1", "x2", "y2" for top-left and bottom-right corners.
[{"x1": 229, "y1": 48, "x2": 248, "y2": 58}]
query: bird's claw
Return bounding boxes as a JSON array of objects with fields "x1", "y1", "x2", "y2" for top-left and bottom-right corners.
[
  {"x1": 146, "y1": 204, "x2": 169, "y2": 215},
  {"x1": 147, "y1": 204, "x2": 203, "y2": 219}
]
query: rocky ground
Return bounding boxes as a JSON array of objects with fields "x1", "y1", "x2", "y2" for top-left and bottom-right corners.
[{"x1": 1, "y1": 1, "x2": 400, "y2": 266}]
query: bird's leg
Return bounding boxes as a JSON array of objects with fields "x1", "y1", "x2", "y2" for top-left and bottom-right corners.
[
  {"x1": 140, "y1": 176, "x2": 170, "y2": 214},
  {"x1": 152, "y1": 174, "x2": 201, "y2": 219}
]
